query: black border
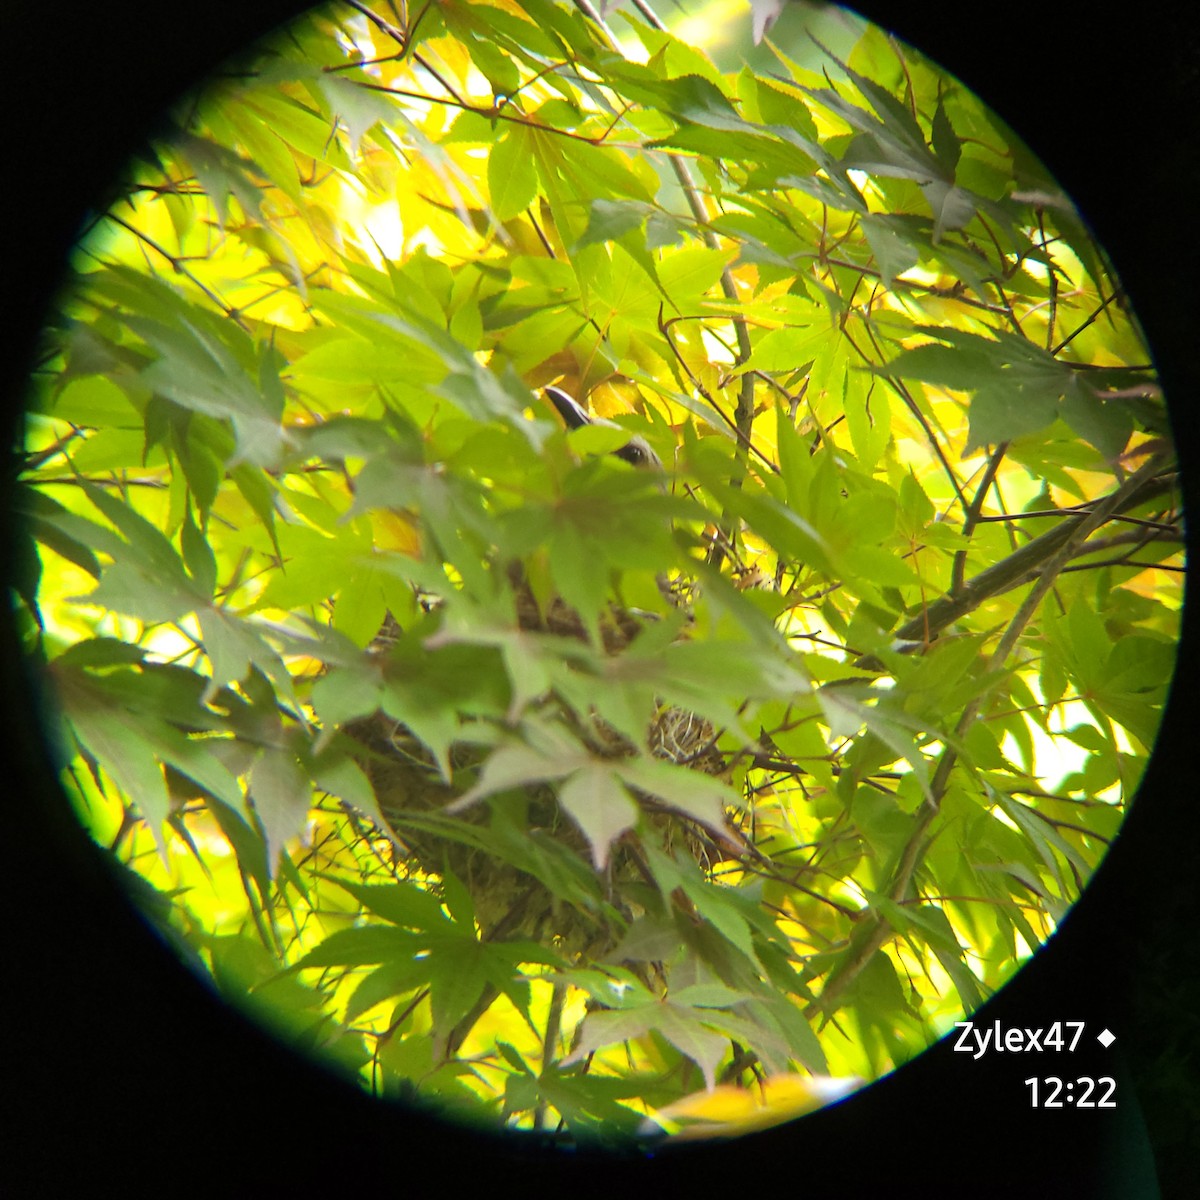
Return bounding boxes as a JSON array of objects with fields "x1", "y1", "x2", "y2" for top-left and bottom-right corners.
[{"x1": 2, "y1": 3, "x2": 1195, "y2": 1195}]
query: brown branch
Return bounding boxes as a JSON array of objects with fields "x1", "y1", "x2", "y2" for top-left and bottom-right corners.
[
  {"x1": 1050, "y1": 290, "x2": 1121, "y2": 356},
  {"x1": 853, "y1": 319, "x2": 969, "y2": 513},
  {"x1": 344, "y1": 0, "x2": 409, "y2": 49},
  {"x1": 885, "y1": 467, "x2": 1178, "y2": 654},
  {"x1": 105, "y1": 213, "x2": 242, "y2": 322},
  {"x1": 814, "y1": 452, "x2": 1173, "y2": 1014},
  {"x1": 568, "y1": 0, "x2": 756, "y2": 568},
  {"x1": 952, "y1": 442, "x2": 1007, "y2": 595}
]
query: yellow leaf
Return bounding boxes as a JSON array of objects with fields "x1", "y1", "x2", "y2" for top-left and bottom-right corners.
[{"x1": 641, "y1": 1074, "x2": 863, "y2": 1140}]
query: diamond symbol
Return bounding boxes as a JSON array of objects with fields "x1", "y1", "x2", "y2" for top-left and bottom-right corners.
[{"x1": 1097, "y1": 1029, "x2": 1115, "y2": 1047}]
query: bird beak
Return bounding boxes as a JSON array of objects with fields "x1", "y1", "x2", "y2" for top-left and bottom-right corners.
[
  {"x1": 544, "y1": 386, "x2": 662, "y2": 469},
  {"x1": 544, "y1": 385, "x2": 593, "y2": 432}
]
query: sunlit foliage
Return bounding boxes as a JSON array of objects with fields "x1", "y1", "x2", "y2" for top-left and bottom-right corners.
[{"x1": 16, "y1": 0, "x2": 1181, "y2": 1144}]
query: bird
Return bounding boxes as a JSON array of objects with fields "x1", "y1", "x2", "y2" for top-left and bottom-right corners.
[
  {"x1": 343, "y1": 382, "x2": 734, "y2": 941},
  {"x1": 348, "y1": 383, "x2": 663, "y2": 778},
  {"x1": 503, "y1": 386, "x2": 666, "y2": 651},
  {"x1": 543, "y1": 385, "x2": 662, "y2": 470},
  {"x1": 338, "y1": 382, "x2": 749, "y2": 1062}
]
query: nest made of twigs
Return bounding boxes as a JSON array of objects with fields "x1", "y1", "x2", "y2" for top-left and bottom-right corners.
[{"x1": 343, "y1": 590, "x2": 732, "y2": 957}]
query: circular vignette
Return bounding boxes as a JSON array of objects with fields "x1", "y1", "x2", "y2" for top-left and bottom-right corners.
[{"x1": 4, "y1": 2, "x2": 1195, "y2": 1190}]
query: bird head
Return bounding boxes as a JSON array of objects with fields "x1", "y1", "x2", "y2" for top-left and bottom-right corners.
[{"x1": 544, "y1": 385, "x2": 662, "y2": 470}]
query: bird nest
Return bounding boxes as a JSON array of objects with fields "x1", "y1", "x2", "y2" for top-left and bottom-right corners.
[{"x1": 342, "y1": 593, "x2": 734, "y2": 959}]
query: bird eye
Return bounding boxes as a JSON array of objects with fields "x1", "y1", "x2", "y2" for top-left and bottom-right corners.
[{"x1": 614, "y1": 437, "x2": 662, "y2": 469}]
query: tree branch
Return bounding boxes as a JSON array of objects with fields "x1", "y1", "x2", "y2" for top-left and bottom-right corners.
[
  {"x1": 816, "y1": 453, "x2": 1174, "y2": 1014},
  {"x1": 888, "y1": 468, "x2": 1178, "y2": 653}
]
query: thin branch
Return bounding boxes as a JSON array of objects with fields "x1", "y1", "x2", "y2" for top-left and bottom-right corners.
[
  {"x1": 106, "y1": 213, "x2": 242, "y2": 322},
  {"x1": 886, "y1": 469, "x2": 1178, "y2": 653},
  {"x1": 1050, "y1": 290, "x2": 1121, "y2": 356},
  {"x1": 814, "y1": 452, "x2": 1172, "y2": 1014},
  {"x1": 570, "y1": 0, "x2": 756, "y2": 568},
  {"x1": 951, "y1": 442, "x2": 1007, "y2": 595},
  {"x1": 345, "y1": 0, "x2": 409, "y2": 48}
]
